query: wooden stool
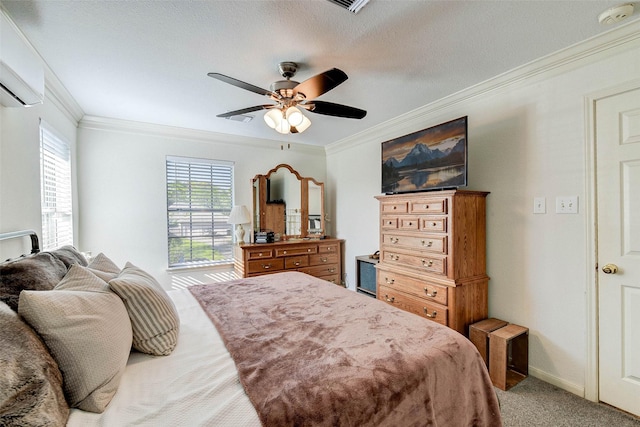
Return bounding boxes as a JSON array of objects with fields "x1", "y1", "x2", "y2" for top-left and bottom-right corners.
[
  {"x1": 489, "y1": 324, "x2": 529, "y2": 390},
  {"x1": 469, "y1": 318, "x2": 508, "y2": 367}
]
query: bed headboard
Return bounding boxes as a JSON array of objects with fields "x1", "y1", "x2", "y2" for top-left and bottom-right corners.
[{"x1": 0, "y1": 229, "x2": 40, "y2": 255}]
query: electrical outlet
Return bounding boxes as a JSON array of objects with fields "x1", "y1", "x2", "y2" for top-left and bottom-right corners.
[
  {"x1": 556, "y1": 196, "x2": 578, "y2": 214},
  {"x1": 533, "y1": 197, "x2": 546, "y2": 214}
]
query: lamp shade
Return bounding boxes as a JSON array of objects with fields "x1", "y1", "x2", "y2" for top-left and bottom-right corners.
[
  {"x1": 264, "y1": 109, "x2": 281, "y2": 129},
  {"x1": 285, "y1": 106, "x2": 304, "y2": 127},
  {"x1": 227, "y1": 205, "x2": 250, "y2": 225},
  {"x1": 292, "y1": 114, "x2": 311, "y2": 133}
]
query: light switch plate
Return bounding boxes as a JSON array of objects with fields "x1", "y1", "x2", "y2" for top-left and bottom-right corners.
[
  {"x1": 533, "y1": 197, "x2": 546, "y2": 214},
  {"x1": 556, "y1": 196, "x2": 578, "y2": 214}
]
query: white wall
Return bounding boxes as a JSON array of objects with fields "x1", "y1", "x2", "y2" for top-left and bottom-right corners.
[
  {"x1": 326, "y1": 21, "x2": 640, "y2": 396},
  {"x1": 0, "y1": 93, "x2": 79, "y2": 259},
  {"x1": 76, "y1": 117, "x2": 326, "y2": 288}
]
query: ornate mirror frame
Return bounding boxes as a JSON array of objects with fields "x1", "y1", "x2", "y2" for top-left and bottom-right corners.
[{"x1": 252, "y1": 164, "x2": 325, "y2": 240}]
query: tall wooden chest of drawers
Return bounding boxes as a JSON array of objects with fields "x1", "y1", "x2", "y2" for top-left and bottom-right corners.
[
  {"x1": 375, "y1": 190, "x2": 489, "y2": 335},
  {"x1": 234, "y1": 239, "x2": 343, "y2": 285}
]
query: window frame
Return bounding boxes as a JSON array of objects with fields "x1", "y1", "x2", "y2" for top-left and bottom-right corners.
[
  {"x1": 39, "y1": 120, "x2": 73, "y2": 250},
  {"x1": 166, "y1": 156, "x2": 235, "y2": 269}
]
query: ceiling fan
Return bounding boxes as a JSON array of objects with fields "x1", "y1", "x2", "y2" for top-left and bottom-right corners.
[{"x1": 207, "y1": 62, "x2": 366, "y2": 134}]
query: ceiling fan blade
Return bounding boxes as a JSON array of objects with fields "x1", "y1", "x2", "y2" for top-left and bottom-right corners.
[
  {"x1": 293, "y1": 68, "x2": 348, "y2": 100},
  {"x1": 208, "y1": 73, "x2": 280, "y2": 99},
  {"x1": 216, "y1": 105, "x2": 274, "y2": 118},
  {"x1": 305, "y1": 101, "x2": 367, "y2": 119}
]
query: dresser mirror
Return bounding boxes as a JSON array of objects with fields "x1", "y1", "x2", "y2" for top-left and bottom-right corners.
[{"x1": 252, "y1": 164, "x2": 325, "y2": 239}]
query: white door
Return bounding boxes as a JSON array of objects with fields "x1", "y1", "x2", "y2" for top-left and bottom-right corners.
[{"x1": 596, "y1": 86, "x2": 640, "y2": 416}]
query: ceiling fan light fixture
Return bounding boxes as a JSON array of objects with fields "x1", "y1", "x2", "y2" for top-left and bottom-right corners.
[
  {"x1": 264, "y1": 108, "x2": 281, "y2": 129},
  {"x1": 286, "y1": 106, "x2": 304, "y2": 127},
  {"x1": 274, "y1": 116, "x2": 291, "y2": 134},
  {"x1": 291, "y1": 115, "x2": 312, "y2": 134}
]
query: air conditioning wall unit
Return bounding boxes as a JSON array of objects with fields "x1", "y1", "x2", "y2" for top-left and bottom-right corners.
[{"x1": 0, "y1": 11, "x2": 44, "y2": 107}]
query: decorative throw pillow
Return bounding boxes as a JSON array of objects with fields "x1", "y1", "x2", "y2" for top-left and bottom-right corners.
[
  {"x1": 0, "y1": 252, "x2": 67, "y2": 311},
  {"x1": 0, "y1": 301, "x2": 69, "y2": 426},
  {"x1": 18, "y1": 265, "x2": 133, "y2": 413},
  {"x1": 109, "y1": 262, "x2": 180, "y2": 356},
  {"x1": 87, "y1": 253, "x2": 121, "y2": 282},
  {"x1": 47, "y1": 245, "x2": 88, "y2": 268}
]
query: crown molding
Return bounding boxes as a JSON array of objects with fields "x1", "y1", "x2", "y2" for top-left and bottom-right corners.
[
  {"x1": 326, "y1": 17, "x2": 640, "y2": 156},
  {"x1": 78, "y1": 115, "x2": 325, "y2": 155},
  {"x1": 44, "y1": 73, "x2": 84, "y2": 124}
]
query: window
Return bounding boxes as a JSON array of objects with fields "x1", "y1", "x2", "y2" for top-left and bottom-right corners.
[
  {"x1": 166, "y1": 156, "x2": 234, "y2": 268},
  {"x1": 39, "y1": 121, "x2": 73, "y2": 250}
]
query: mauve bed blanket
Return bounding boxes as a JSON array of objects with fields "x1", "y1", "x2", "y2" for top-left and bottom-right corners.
[{"x1": 189, "y1": 271, "x2": 501, "y2": 427}]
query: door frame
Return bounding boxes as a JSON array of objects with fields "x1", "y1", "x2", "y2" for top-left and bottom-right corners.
[{"x1": 584, "y1": 78, "x2": 640, "y2": 402}]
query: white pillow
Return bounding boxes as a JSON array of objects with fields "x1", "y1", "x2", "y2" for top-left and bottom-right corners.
[
  {"x1": 18, "y1": 264, "x2": 132, "y2": 413},
  {"x1": 109, "y1": 262, "x2": 179, "y2": 356}
]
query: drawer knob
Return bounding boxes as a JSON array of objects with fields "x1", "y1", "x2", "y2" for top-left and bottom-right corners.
[
  {"x1": 393, "y1": 206, "x2": 397, "y2": 210},
  {"x1": 390, "y1": 237, "x2": 399, "y2": 244},
  {"x1": 283, "y1": 250, "x2": 287, "y2": 254},
  {"x1": 385, "y1": 295, "x2": 395, "y2": 303},
  {"x1": 432, "y1": 222, "x2": 437, "y2": 227},
  {"x1": 421, "y1": 240, "x2": 433, "y2": 247},
  {"x1": 408, "y1": 222, "x2": 413, "y2": 226},
  {"x1": 262, "y1": 263, "x2": 272, "y2": 269},
  {"x1": 294, "y1": 261, "x2": 300, "y2": 266},
  {"x1": 321, "y1": 257, "x2": 328, "y2": 262},
  {"x1": 423, "y1": 308, "x2": 437, "y2": 318},
  {"x1": 422, "y1": 259, "x2": 434, "y2": 267},
  {"x1": 423, "y1": 287, "x2": 437, "y2": 297},
  {"x1": 391, "y1": 254, "x2": 399, "y2": 261},
  {"x1": 388, "y1": 221, "x2": 393, "y2": 225},
  {"x1": 385, "y1": 277, "x2": 395, "y2": 285},
  {"x1": 328, "y1": 268, "x2": 336, "y2": 273},
  {"x1": 308, "y1": 249, "x2": 312, "y2": 252},
  {"x1": 259, "y1": 252, "x2": 263, "y2": 256},
  {"x1": 424, "y1": 204, "x2": 429, "y2": 209}
]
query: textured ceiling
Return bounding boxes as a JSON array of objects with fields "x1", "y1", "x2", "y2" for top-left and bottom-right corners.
[{"x1": 2, "y1": 0, "x2": 637, "y2": 146}]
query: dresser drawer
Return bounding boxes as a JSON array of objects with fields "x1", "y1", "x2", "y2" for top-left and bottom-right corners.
[
  {"x1": 410, "y1": 198, "x2": 447, "y2": 214},
  {"x1": 383, "y1": 234, "x2": 447, "y2": 254},
  {"x1": 246, "y1": 248, "x2": 274, "y2": 260},
  {"x1": 381, "y1": 202, "x2": 408, "y2": 213},
  {"x1": 399, "y1": 217, "x2": 419, "y2": 230},
  {"x1": 381, "y1": 217, "x2": 398, "y2": 229},
  {"x1": 276, "y1": 246, "x2": 317, "y2": 257},
  {"x1": 383, "y1": 251, "x2": 446, "y2": 275},
  {"x1": 317, "y1": 242, "x2": 340, "y2": 254},
  {"x1": 377, "y1": 270, "x2": 448, "y2": 306},
  {"x1": 247, "y1": 258, "x2": 284, "y2": 274},
  {"x1": 420, "y1": 217, "x2": 447, "y2": 233},
  {"x1": 285, "y1": 255, "x2": 309, "y2": 269},
  {"x1": 378, "y1": 285, "x2": 448, "y2": 326},
  {"x1": 317, "y1": 274, "x2": 341, "y2": 286},
  {"x1": 309, "y1": 253, "x2": 338, "y2": 266},
  {"x1": 301, "y1": 264, "x2": 339, "y2": 277}
]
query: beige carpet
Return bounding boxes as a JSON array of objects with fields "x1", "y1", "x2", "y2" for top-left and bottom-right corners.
[{"x1": 496, "y1": 376, "x2": 640, "y2": 426}]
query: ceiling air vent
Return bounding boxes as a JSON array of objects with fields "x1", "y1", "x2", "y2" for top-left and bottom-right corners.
[{"x1": 326, "y1": 0, "x2": 371, "y2": 14}]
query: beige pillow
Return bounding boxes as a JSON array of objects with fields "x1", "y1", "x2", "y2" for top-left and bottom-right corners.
[
  {"x1": 18, "y1": 265, "x2": 132, "y2": 413},
  {"x1": 87, "y1": 253, "x2": 121, "y2": 282},
  {"x1": 109, "y1": 262, "x2": 179, "y2": 356}
]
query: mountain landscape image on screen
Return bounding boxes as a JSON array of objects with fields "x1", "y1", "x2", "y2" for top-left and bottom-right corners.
[{"x1": 381, "y1": 116, "x2": 467, "y2": 194}]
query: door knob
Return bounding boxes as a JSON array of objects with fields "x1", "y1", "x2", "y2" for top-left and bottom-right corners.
[{"x1": 602, "y1": 263, "x2": 618, "y2": 274}]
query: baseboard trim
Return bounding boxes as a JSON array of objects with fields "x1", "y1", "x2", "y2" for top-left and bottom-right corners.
[{"x1": 529, "y1": 366, "x2": 585, "y2": 399}]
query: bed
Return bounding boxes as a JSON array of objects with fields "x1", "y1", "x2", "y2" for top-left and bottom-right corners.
[{"x1": 0, "y1": 231, "x2": 502, "y2": 426}]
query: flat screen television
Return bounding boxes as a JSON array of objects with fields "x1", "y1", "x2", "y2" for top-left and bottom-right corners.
[{"x1": 381, "y1": 116, "x2": 467, "y2": 194}]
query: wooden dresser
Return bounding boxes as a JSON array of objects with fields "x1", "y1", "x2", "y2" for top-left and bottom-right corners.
[
  {"x1": 375, "y1": 190, "x2": 489, "y2": 335},
  {"x1": 234, "y1": 238, "x2": 343, "y2": 285}
]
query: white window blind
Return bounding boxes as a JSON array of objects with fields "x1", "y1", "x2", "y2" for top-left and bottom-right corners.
[
  {"x1": 40, "y1": 121, "x2": 73, "y2": 250},
  {"x1": 166, "y1": 156, "x2": 234, "y2": 268}
]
